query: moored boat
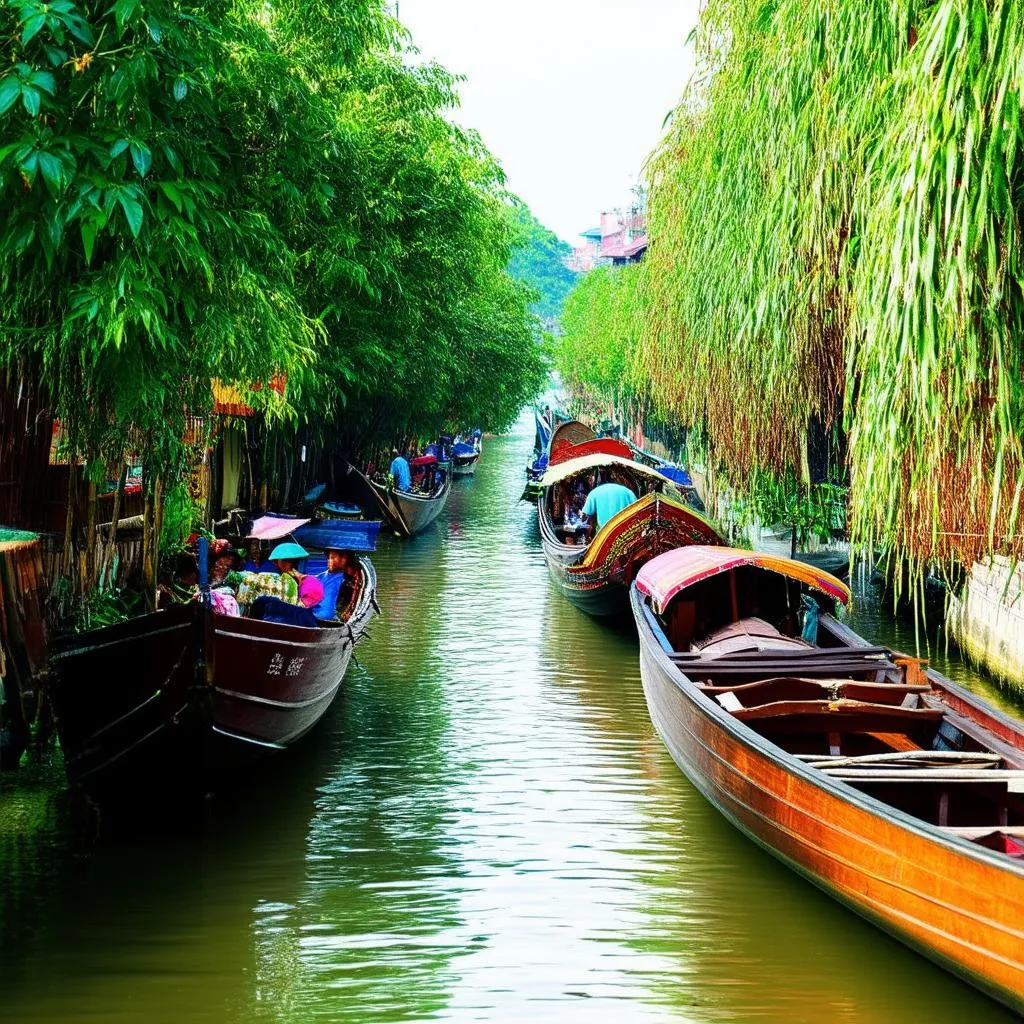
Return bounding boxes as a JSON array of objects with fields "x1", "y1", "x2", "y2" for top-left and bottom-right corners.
[
  {"x1": 363, "y1": 456, "x2": 451, "y2": 537},
  {"x1": 48, "y1": 555, "x2": 377, "y2": 804},
  {"x1": 451, "y1": 439, "x2": 481, "y2": 476},
  {"x1": 631, "y1": 545, "x2": 1024, "y2": 1014},
  {"x1": 539, "y1": 447, "x2": 723, "y2": 617},
  {"x1": 522, "y1": 412, "x2": 586, "y2": 502}
]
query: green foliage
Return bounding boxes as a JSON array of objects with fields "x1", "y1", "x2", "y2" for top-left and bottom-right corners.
[
  {"x1": 159, "y1": 481, "x2": 203, "y2": 553},
  {"x1": 506, "y1": 205, "x2": 577, "y2": 322},
  {"x1": 47, "y1": 576, "x2": 142, "y2": 633},
  {"x1": 0, "y1": 0, "x2": 546, "y2": 481},
  {"x1": 560, "y1": 0, "x2": 1024, "y2": 568},
  {"x1": 555, "y1": 263, "x2": 643, "y2": 413}
]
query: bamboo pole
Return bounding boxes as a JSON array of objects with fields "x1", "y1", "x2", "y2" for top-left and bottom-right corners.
[
  {"x1": 99, "y1": 462, "x2": 127, "y2": 590},
  {"x1": 84, "y1": 476, "x2": 97, "y2": 589}
]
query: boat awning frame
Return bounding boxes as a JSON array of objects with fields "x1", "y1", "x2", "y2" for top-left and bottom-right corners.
[
  {"x1": 539, "y1": 453, "x2": 678, "y2": 489},
  {"x1": 636, "y1": 544, "x2": 850, "y2": 614}
]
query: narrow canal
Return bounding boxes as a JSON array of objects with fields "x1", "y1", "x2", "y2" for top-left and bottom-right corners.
[{"x1": 0, "y1": 410, "x2": 1020, "y2": 1023}]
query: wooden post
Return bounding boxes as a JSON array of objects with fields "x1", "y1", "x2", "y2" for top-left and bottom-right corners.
[
  {"x1": 99, "y1": 462, "x2": 127, "y2": 590},
  {"x1": 84, "y1": 476, "x2": 97, "y2": 590}
]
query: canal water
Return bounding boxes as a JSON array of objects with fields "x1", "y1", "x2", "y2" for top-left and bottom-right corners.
[{"x1": 1, "y1": 410, "x2": 1020, "y2": 1023}]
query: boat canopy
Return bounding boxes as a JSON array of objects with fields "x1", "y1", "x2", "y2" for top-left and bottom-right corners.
[
  {"x1": 549, "y1": 437, "x2": 632, "y2": 467},
  {"x1": 295, "y1": 518, "x2": 381, "y2": 553},
  {"x1": 574, "y1": 494, "x2": 723, "y2": 571},
  {"x1": 636, "y1": 544, "x2": 850, "y2": 614},
  {"x1": 247, "y1": 513, "x2": 311, "y2": 541},
  {"x1": 539, "y1": 452, "x2": 676, "y2": 489}
]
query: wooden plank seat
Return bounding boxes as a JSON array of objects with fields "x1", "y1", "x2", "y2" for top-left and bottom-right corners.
[
  {"x1": 718, "y1": 696, "x2": 943, "y2": 739},
  {"x1": 678, "y1": 656, "x2": 898, "y2": 681},
  {"x1": 820, "y1": 767, "x2": 1024, "y2": 786},
  {"x1": 701, "y1": 676, "x2": 930, "y2": 708},
  {"x1": 674, "y1": 645, "x2": 891, "y2": 663}
]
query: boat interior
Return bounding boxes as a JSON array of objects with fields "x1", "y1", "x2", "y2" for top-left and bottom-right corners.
[
  {"x1": 647, "y1": 566, "x2": 1024, "y2": 858},
  {"x1": 544, "y1": 464, "x2": 666, "y2": 549}
]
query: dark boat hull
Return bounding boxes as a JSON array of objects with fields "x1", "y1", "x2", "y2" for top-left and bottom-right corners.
[
  {"x1": 630, "y1": 586, "x2": 1024, "y2": 1014},
  {"x1": 49, "y1": 565, "x2": 377, "y2": 801}
]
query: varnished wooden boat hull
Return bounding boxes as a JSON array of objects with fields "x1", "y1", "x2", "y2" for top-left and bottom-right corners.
[
  {"x1": 631, "y1": 586, "x2": 1024, "y2": 1014},
  {"x1": 49, "y1": 566, "x2": 377, "y2": 800}
]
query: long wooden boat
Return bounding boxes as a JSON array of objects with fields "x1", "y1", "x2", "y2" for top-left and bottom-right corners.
[
  {"x1": 539, "y1": 448, "x2": 723, "y2": 617},
  {"x1": 48, "y1": 560, "x2": 377, "y2": 803},
  {"x1": 350, "y1": 462, "x2": 451, "y2": 537},
  {"x1": 631, "y1": 545, "x2": 1024, "y2": 1014},
  {"x1": 370, "y1": 470, "x2": 450, "y2": 537}
]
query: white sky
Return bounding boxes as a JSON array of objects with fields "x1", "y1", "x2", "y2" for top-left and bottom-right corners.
[{"x1": 398, "y1": 0, "x2": 701, "y2": 244}]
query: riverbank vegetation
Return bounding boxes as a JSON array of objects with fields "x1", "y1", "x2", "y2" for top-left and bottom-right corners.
[
  {"x1": 0, "y1": 0, "x2": 547, "y2": 596},
  {"x1": 558, "y1": 0, "x2": 1024, "y2": 571}
]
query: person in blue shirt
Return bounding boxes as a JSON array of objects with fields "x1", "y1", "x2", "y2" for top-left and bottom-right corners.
[
  {"x1": 582, "y1": 479, "x2": 638, "y2": 532},
  {"x1": 312, "y1": 548, "x2": 359, "y2": 621},
  {"x1": 389, "y1": 448, "x2": 412, "y2": 492}
]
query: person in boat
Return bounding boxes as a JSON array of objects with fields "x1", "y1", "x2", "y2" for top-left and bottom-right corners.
[
  {"x1": 311, "y1": 547, "x2": 361, "y2": 621},
  {"x1": 236, "y1": 541, "x2": 309, "y2": 609},
  {"x1": 389, "y1": 447, "x2": 412, "y2": 492},
  {"x1": 581, "y1": 475, "x2": 638, "y2": 533},
  {"x1": 242, "y1": 538, "x2": 275, "y2": 574}
]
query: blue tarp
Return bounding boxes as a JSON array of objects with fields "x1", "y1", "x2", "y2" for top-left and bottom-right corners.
[
  {"x1": 294, "y1": 517, "x2": 381, "y2": 553},
  {"x1": 452, "y1": 441, "x2": 477, "y2": 457},
  {"x1": 657, "y1": 466, "x2": 692, "y2": 487}
]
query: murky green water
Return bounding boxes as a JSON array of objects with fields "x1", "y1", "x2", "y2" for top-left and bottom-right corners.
[{"x1": 0, "y1": 410, "x2": 1020, "y2": 1023}]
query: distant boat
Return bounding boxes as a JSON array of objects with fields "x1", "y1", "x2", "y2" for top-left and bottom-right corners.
[
  {"x1": 48, "y1": 548, "x2": 378, "y2": 803},
  {"x1": 632, "y1": 545, "x2": 1024, "y2": 1015},
  {"x1": 452, "y1": 438, "x2": 481, "y2": 476},
  {"x1": 353, "y1": 459, "x2": 451, "y2": 538},
  {"x1": 523, "y1": 415, "x2": 588, "y2": 503},
  {"x1": 538, "y1": 439, "x2": 723, "y2": 617}
]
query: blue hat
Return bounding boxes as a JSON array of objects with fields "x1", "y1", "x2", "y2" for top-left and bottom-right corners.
[{"x1": 269, "y1": 541, "x2": 309, "y2": 561}]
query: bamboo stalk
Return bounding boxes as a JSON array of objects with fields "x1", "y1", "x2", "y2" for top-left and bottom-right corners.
[{"x1": 99, "y1": 462, "x2": 127, "y2": 590}]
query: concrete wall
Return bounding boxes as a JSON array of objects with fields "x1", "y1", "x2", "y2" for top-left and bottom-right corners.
[{"x1": 947, "y1": 556, "x2": 1024, "y2": 688}]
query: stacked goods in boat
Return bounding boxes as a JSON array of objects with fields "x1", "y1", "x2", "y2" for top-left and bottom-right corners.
[
  {"x1": 48, "y1": 514, "x2": 378, "y2": 803},
  {"x1": 631, "y1": 545, "x2": 1024, "y2": 1014},
  {"x1": 539, "y1": 436, "x2": 723, "y2": 617}
]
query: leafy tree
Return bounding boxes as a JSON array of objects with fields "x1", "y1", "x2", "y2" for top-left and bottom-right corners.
[{"x1": 506, "y1": 205, "x2": 577, "y2": 322}]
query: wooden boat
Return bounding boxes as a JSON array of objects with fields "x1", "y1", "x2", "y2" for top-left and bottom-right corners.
[
  {"x1": 539, "y1": 448, "x2": 722, "y2": 617},
  {"x1": 48, "y1": 559, "x2": 377, "y2": 803},
  {"x1": 370, "y1": 462, "x2": 450, "y2": 537},
  {"x1": 630, "y1": 545, "x2": 1024, "y2": 1014},
  {"x1": 348, "y1": 460, "x2": 450, "y2": 538},
  {"x1": 522, "y1": 415, "x2": 590, "y2": 503},
  {"x1": 451, "y1": 440, "x2": 480, "y2": 476}
]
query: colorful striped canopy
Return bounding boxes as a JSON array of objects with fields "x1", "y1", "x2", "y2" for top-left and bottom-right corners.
[
  {"x1": 635, "y1": 544, "x2": 850, "y2": 614},
  {"x1": 548, "y1": 437, "x2": 632, "y2": 468},
  {"x1": 574, "y1": 493, "x2": 722, "y2": 572}
]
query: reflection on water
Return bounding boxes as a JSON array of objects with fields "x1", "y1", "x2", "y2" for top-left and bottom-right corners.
[{"x1": 0, "y1": 410, "x2": 1018, "y2": 1023}]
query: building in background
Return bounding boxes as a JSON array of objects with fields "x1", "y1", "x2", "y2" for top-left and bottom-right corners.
[{"x1": 566, "y1": 202, "x2": 647, "y2": 272}]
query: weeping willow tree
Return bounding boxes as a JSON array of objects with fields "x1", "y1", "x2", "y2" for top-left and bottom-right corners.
[{"x1": 565, "y1": 0, "x2": 1024, "y2": 569}]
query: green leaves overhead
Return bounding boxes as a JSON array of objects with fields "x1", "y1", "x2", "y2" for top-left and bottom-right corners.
[{"x1": 0, "y1": 0, "x2": 545, "y2": 479}]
